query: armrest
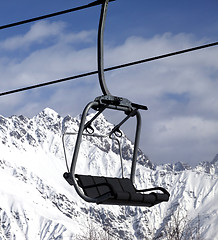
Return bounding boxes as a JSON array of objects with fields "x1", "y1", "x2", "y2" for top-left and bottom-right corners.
[{"x1": 136, "y1": 186, "x2": 170, "y2": 197}]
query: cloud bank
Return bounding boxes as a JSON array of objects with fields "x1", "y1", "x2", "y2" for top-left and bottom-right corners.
[{"x1": 0, "y1": 20, "x2": 217, "y2": 166}]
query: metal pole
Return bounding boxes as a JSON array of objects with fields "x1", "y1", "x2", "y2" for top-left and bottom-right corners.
[
  {"x1": 98, "y1": 0, "x2": 111, "y2": 95},
  {"x1": 70, "y1": 101, "x2": 98, "y2": 176},
  {"x1": 130, "y1": 110, "x2": 142, "y2": 184}
]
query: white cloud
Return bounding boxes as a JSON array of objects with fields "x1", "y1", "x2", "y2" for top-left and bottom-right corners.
[
  {"x1": 152, "y1": 117, "x2": 218, "y2": 142},
  {"x1": 1, "y1": 21, "x2": 66, "y2": 51},
  {"x1": 143, "y1": 116, "x2": 218, "y2": 164},
  {"x1": 61, "y1": 30, "x2": 96, "y2": 45},
  {"x1": 0, "y1": 22, "x2": 97, "y2": 90}
]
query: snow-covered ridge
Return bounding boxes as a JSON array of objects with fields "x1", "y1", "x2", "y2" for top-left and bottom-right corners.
[
  {"x1": 0, "y1": 108, "x2": 217, "y2": 239},
  {"x1": 1, "y1": 107, "x2": 216, "y2": 174}
]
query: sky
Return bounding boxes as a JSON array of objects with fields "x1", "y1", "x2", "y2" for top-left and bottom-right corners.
[{"x1": 0, "y1": 0, "x2": 218, "y2": 166}]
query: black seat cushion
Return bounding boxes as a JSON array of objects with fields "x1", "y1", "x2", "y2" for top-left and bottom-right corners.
[{"x1": 75, "y1": 174, "x2": 169, "y2": 207}]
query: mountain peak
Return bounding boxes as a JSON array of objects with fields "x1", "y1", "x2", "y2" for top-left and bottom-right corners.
[{"x1": 41, "y1": 107, "x2": 59, "y2": 118}]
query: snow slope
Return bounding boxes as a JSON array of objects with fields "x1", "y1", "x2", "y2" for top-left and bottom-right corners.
[{"x1": 0, "y1": 108, "x2": 217, "y2": 239}]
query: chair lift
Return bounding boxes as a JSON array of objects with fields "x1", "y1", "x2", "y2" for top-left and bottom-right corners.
[{"x1": 63, "y1": 0, "x2": 170, "y2": 207}]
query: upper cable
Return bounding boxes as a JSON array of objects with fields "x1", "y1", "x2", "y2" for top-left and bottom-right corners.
[{"x1": 0, "y1": 0, "x2": 114, "y2": 30}]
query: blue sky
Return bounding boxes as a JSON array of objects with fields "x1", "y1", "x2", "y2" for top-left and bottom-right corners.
[{"x1": 0, "y1": 0, "x2": 218, "y2": 166}]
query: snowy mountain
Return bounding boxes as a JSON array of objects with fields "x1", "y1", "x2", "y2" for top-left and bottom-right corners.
[{"x1": 0, "y1": 108, "x2": 217, "y2": 239}]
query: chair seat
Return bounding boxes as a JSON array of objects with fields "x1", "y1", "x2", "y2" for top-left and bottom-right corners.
[{"x1": 75, "y1": 174, "x2": 170, "y2": 207}]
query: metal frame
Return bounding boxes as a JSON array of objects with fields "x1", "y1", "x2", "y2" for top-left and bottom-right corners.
[
  {"x1": 63, "y1": 0, "x2": 148, "y2": 204},
  {"x1": 63, "y1": 98, "x2": 145, "y2": 203}
]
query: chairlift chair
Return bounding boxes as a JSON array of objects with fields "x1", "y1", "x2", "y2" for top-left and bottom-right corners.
[{"x1": 63, "y1": 0, "x2": 170, "y2": 207}]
